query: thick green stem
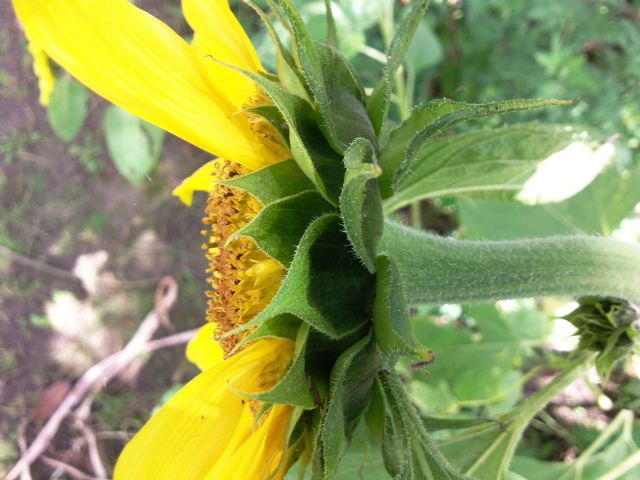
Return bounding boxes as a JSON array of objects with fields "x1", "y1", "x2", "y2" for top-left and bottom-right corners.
[{"x1": 380, "y1": 220, "x2": 640, "y2": 305}]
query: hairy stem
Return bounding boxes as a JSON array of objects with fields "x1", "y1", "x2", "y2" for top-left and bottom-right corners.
[{"x1": 380, "y1": 220, "x2": 640, "y2": 305}]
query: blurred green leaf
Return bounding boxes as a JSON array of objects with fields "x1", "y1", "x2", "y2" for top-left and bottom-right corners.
[
  {"x1": 379, "y1": 98, "x2": 574, "y2": 198},
  {"x1": 47, "y1": 74, "x2": 88, "y2": 142},
  {"x1": 385, "y1": 123, "x2": 575, "y2": 212},
  {"x1": 434, "y1": 353, "x2": 595, "y2": 480},
  {"x1": 409, "y1": 302, "x2": 548, "y2": 412},
  {"x1": 28, "y1": 313, "x2": 50, "y2": 328},
  {"x1": 299, "y1": 2, "x2": 366, "y2": 58},
  {"x1": 337, "y1": 0, "x2": 391, "y2": 32},
  {"x1": 458, "y1": 163, "x2": 640, "y2": 240},
  {"x1": 103, "y1": 106, "x2": 164, "y2": 185},
  {"x1": 511, "y1": 411, "x2": 640, "y2": 480},
  {"x1": 405, "y1": 21, "x2": 443, "y2": 72}
]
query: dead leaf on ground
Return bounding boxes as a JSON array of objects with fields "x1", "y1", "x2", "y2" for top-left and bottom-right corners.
[
  {"x1": 31, "y1": 379, "x2": 73, "y2": 422},
  {"x1": 72, "y1": 250, "x2": 117, "y2": 298}
]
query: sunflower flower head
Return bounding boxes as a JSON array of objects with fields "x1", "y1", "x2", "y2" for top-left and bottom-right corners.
[{"x1": 14, "y1": 0, "x2": 438, "y2": 478}]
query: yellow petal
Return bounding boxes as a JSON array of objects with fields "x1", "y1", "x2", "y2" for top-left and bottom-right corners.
[
  {"x1": 245, "y1": 258, "x2": 287, "y2": 289},
  {"x1": 12, "y1": 0, "x2": 276, "y2": 169},
  {"x1": 182, "y1": 0, "x2": 263, "y2": 108},
  {"x1": 185, "y1": 322, "x2": 224, "y2": 371},
  {"x1": 27, "y1": 39, "x2": 55, "y2": 106},
  {"x1": 171, "y1": 160, "x2": 217, "y2": 206},
  {"x1": 114, "y1": 338, "x2": 293, "y2": 479},
  {"x1": 205, "y1": 405, "x2": 293, "y2": 480}
]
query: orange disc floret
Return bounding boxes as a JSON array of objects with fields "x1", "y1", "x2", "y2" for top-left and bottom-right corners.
[{"x1": 203, "y1": 159, "x2": 285, "y2": 355}]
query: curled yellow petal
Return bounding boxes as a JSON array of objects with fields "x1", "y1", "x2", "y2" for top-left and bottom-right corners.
[
  {"x1": 27, "y1": 39, "x2": 55, "y2": 106},
  {"x1": 171, "y1": 160, "x2": 218, "y2": 206},
  {"x1": 12, "y1": 0, "x2": 277, "y2": 169},
  {"x1": 205, "y1": 404, "x2": 294, "y2": 480},
  {"x1": 114, "y1": 338, "x2": 294, "y2": 479},
  {"x1": 185, "y1": 322, "x2": 224, "y2": 371}
]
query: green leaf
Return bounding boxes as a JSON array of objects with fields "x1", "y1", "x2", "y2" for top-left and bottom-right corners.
[
  {"x1": 314, "y1": 44, "x2": 376, "y2": 151},
  {"x1": 367, "y1": 0, "x2": 430, "y2": 136},
  {"x1": 222, "y1": 66, "x2": 343, "y2": 204},
  {"x1": 238, "y1": 323, "x2": 317, "y2": 408},
  {"x1": 337, "y1": 0, "x2": 391, "y2": 32},
  {"x1": 379, "y1": 98, "x2": 575, "y2": 197},
  {"x1": 230, "y1": 190, "x2": 334, "y2": 267},
  {"x1": 324, "y1": 0, "x2": 338, "y2": 48},
  {"x1": 405, "y1": 21, "x2": 443, "y2": 73},
  {"x1": 408, "y1": 303, "x2": 547, "y2": 411},
  {"x1": 239, "y1": 313, "x2": 302, "y2": 346},
  {"x1": 364, "y1": 379, "x2": 385, "y2": 443},
  {"x1": 103, "y1": 105, "x2": 164, "y2": 185},
  {"x1": 47, "y1": 74, "x2": 88, "y2": 142},
  {"x1": 458, "y1": 163, "x2": 640, "y2": 240},
  {"x1": 222, "y1": 159, "x2": 315, "y2": 206},
  {"x1": 379, "y1": 371, "x2": 469, "y2": 479},
  {"x1": 423, "y1": 416, "x2": 499, "y2": 432},
  {"x1": 434, "y1": 353, "x2": 596, "y2": 480},
  {"x1": 339, "y1": 138, "x2": 383, "y2": 272},
  {"x1": 383, "y1": 123, "x2": 575, "y2": 212},
  {"x1": 243, "y1": 0, "x2": 311, "y2": 101},
  {"x1": 332, "y1": 430, "x2": 389, "y2": 479},
  {"x1": 510, "y1": 411, "x2": 640, "y2": 480},
  {"x1": 248, "y1": 105, "x2": 289, "y2": 144},
  {"x1": 316, "y1": 331, "x2": 380, "y2": 479},
  {"x1": 231, "y1": 215, "x2": 374, "y2": 339},
  {"x1": 299, "y1": 1, "x2": 367, "y2": 59},
  {"x1": 373, "y1": 255, "x2": 429, "y2": 364},
  {"x1": 281, "y1": 0, "x2": 376, "y2": 153}
]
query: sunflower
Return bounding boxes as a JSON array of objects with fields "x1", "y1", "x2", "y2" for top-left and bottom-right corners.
[{"x1": 13, "y1": 0, "x2": 297, "y2": 477}]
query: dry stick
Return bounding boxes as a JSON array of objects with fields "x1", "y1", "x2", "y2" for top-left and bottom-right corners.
[
  {"x1": 5, "y1": 277, "x2": 197, "y2": 480},
  {"x1": 0, "y1": 244, "x2": 80, "y2": 283},
  {"x1": 40, "y1": 456, "x2": 103, "y2": 480},
  {"x1": 0, "y1": 244, "x2": 161, "y2": 289},
  {"x1": 16, "y1": 421, "x2": 32, "y2": 480},
  {"x1": 75, "y1": 420, "x2": 107, "y2": 480}
]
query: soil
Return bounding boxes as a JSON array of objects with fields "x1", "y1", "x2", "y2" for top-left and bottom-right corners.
[{"x1": 0, "y1": 2, "x2": 215, "y2": 476}]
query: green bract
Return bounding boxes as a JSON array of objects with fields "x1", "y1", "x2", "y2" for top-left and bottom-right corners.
[{"x1": 221, "y1": 1, "x2": 640, "y2": 478}]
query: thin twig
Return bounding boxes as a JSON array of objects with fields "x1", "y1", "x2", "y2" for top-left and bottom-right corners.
[
  {"x1": 16, "y1": 421, "x2": 32, "y2": 480},
  {"x1": 144, "y1": 329, "x2": 199, "y2": 352},
  {"x1": 0, "y1": 244, "x2": 80, "y2": 283},
  {"x1": 5, "y1": 277, "x2": 196, "y2": 480},
  {"x1": 94, "y1": 431, "x2": 131, "y2": 442},
  {"x1": 75, "y1": 420, "x2": 107, "y2": 480},
  {"x1": 0, "y1": 244, "x2": 161, "y2": 289},
  {"x1": 40, "y1": 456, "x2": 104, "y2": 480}
]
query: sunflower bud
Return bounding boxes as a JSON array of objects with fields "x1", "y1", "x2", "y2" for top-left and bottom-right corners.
[{"x1": 565, "y1": 297, "x2": 640, "y2": 382}]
